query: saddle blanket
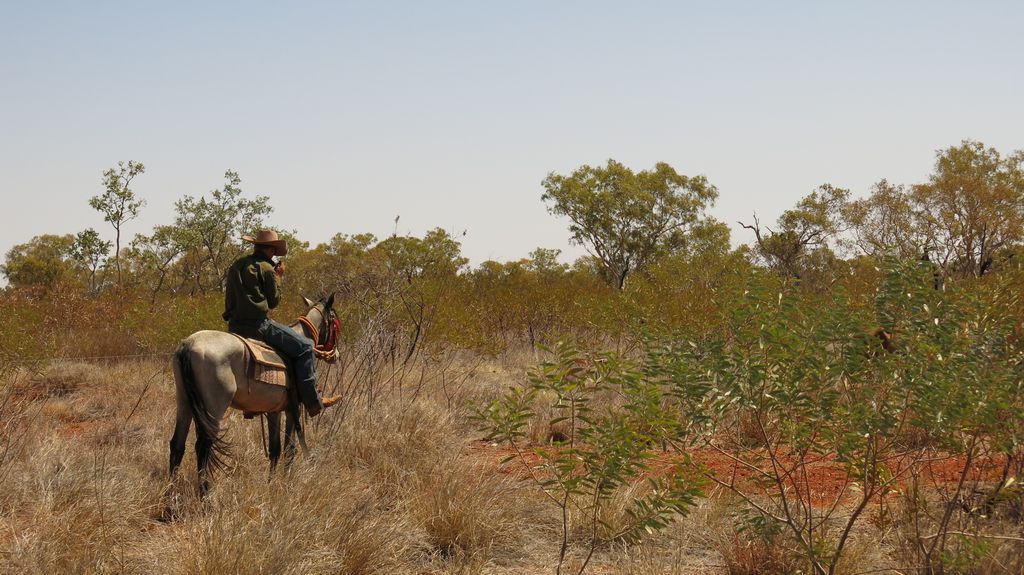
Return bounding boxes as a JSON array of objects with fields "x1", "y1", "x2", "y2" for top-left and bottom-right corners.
[
  {"x1": 230, "y1": 333, "x2": 288, "y2": 388},
  {"x1": 252, "y1": 363, "x2": 287, "y2": 388}
]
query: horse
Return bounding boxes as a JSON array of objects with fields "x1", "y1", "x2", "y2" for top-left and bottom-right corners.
[{"x1": 168, "y1": 293, "x2": 340, "y2": 494}]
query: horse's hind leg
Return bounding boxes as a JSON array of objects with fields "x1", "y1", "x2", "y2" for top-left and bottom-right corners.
[
  {"x1": 169, "y1": 357, "x2": 193, "y2": 478},
  {"x1": 266, "y1": 412, "x2": 282, "y2": 474},
  {"x1": 195, "y1": 418, "x2": 223, "y2": 496},
  {"x1": 195, "y1": 367, "x2": 233, "y2": 497},
  {"x1": 169, "y1": 407, "x2": 192, "y2": 478}
]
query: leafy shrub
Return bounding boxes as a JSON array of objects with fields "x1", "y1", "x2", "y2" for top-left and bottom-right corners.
[
  {"x1": 650, "y1": 256, "x2": 1024, "y2": 575},
  {"x1": 479, "y1": 340, "x2": 706, "y2": 574}
]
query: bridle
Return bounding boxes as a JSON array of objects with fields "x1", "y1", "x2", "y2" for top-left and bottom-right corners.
[{"x1": 296, "y1": 303, "x2": 341, "y2": 362}]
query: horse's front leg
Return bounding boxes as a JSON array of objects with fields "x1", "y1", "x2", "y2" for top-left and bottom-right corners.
[
  {"x1": 295, "y1": 412, "x2": 310, "y2": 456},
  {"x1": 284, "y1": 405, "x2": 299, "y2": 468},
  {"x1": 266, "y1": 412, "x2": 282, "y2": 474}
]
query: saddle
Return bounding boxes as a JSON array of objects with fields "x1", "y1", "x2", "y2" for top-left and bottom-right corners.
[{"x1": 231, "y1": 334, "x2": 293, "y2": 419}]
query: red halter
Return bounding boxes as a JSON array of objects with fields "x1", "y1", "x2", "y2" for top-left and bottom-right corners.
[
  {"x1": 296, "y1": 312, "x2": 341, "y2": 361},
  {"x1": 321, "y1": 317, "x2": 341, "y2": 353}
]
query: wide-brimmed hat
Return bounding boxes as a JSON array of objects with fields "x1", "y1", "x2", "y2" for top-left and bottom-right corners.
[{"x1": 242, "y1": 230, "x2": 288, "y2": 256}]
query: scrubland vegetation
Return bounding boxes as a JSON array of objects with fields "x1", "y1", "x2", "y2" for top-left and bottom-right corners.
[{"x1": 2, "y1": 140, "x2": 1024, "y2": 573}]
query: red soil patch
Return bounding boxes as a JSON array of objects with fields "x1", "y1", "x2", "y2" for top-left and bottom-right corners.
[
  {"x1": 680, "y1": 448, "x2": 1004, "y2": 505},
  {"x1": 58, "y1": 420, "x2": 108, "y2": 438},
  {"x1": 472, "y1": 440, "x2": 1008, "y2": 507}
]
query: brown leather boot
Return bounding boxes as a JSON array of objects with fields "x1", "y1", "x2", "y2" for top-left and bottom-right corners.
[{"x1": 322, "y1": 395, "x2": 343, "y2": 408}]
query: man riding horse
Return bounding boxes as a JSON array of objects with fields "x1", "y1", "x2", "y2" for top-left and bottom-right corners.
[{"x1": 223, "y1": 230, "x2": 341, "y2": 416}]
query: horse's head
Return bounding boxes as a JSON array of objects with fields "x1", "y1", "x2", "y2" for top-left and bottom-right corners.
[{"x1": 301, "y1": 292, "x2": 340, "y2": 361}]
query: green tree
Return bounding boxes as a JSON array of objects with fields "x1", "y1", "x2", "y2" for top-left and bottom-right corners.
[
  {"x1": 370, "y1": 229, "x2": 469, "y2": 361},
  {"x1": 89, "y1": 160, "x2": 145, "y2": 285},
  {"x1": 741, "y1": 184, "x2": 849, "y2": 280},
  {"x1": 912, "y1": 140, "x2": 1024, "y2": 277},
  {"x1": 525, "y1": 247, "x2": 568, "y2": 276},
  {"x1": 1, "y1": 234, "x2": 76, "y2": 289},
  {"x1": 173, "y1": 170, "x2": 272, "y2": 292},
  {"x1": 69, "y1": 228, "x2": 112, "y2": 292},
  {"x1": 841, "y1": 179, "x2": 924, "y2": 259},
  {"x1": 287, "y1": 232, "x2": 378, "y2": 298},
  {"x1": 672, "y1": 218, "x2": 732, "y2": 261},
  {"x1": 840, "y1": 142, "x2": 1024, "y2": 279},
  {"x1": 373, "y1": 228, "x2": 468, "y2": 281},
  {"x1": 122, "y1": 225, "x2": 191, "y2": 300},
  {"x1": 542, "y1": 160, "x2": 718, "y2": 289}
]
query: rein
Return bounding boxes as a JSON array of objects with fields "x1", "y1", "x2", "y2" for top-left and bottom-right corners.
[{"x1": 296, "y1": 315, "x2": 340, "y2": 361}]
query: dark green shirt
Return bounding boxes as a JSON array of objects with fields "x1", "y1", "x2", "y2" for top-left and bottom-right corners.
[{"x1": 223, "y1": 252, "x2": 280, "y2": 334}]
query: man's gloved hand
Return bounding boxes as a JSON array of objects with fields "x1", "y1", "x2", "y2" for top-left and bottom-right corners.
[{"x1": 274, "y1": 261, "x2": 286, "y2": 277}]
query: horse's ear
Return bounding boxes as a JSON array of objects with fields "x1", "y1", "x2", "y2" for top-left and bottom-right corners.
[
  {"x1": 301, "y1": 295, "x2": 315, "y2": 308},
  {"x1": 325, "y1": 291, "x2": 336, "y2": 310}
]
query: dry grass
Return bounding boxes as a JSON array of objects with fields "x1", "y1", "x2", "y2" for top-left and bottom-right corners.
[
  {"x1": 888, "y1": 490, "x2": 1024, "y2": 575},
  {"x1": 0, "y1": 356, "x2": 588, "y2": 574},
  {"x1": 607, "y1": 500, "x2": 726, "y2": 575},
  {"x1": 11, "y1": 353, "x2": 963, "y2": 574},
  {"x1": 0, "y1": 350, "x2": 941, "y2": 575},
  {"x1": 147, "y1": 463, "x2": 421, "y2": 575}
]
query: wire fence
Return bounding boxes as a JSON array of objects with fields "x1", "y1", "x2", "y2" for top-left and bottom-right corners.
[{"x1": 1, "y1": 351, "x2": 175, "y2": 365}]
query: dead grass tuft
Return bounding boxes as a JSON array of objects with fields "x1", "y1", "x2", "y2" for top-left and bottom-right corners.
[
  {"x1": 148, "y1": 463, "x2": 420, "y2": 575},
  {"x1": 406, "y1": 454, "x2": 527, "y2": 561},
  {"x1": 27, "y1": 361, "x2": 98, "y2": 397},
  {"x1": 0, "y1": 436, "x2": 165, "y2": 574}
]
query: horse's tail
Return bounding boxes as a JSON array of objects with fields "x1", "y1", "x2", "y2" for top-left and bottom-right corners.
[{"x1": 176, "y1": 342, "x2": 230, "y2": 474}]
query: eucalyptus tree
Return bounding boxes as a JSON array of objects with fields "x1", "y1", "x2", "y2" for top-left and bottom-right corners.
[
  {"x1": 70, "y1": 228, "x2": 112, "y2": 292},
  {"x1": 740, "y1": 184, "x2": 849, "y2": 281},
  {"x1": 913, "y1": 140, "x2": 1024, "y2": 277},
  {"x1": 841, "y1": 179, "x2": 924, "y2": 258},
  {"x1": 89, "y1": 160, "x2": 145, "y2": 285},
  {"x1": 123, "y1": 225, "x2": 191, "y2": 300},
  {"x1": 542, "y1": 160, "x2": 718, "y2": 289},
  {"x1": 842, "y1": 141, "x2": 1024, "y2": 278},
  {"x1": 1, "y1": 234, "x2": 75, "y2": 289},
  {"x1": 173, "y1": 170, "x2": 272, "y2": 292}
]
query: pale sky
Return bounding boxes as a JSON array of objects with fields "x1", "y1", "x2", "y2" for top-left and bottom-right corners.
[{"x1": 2, "y1": 1, "x2": 1023, "y2": 267}]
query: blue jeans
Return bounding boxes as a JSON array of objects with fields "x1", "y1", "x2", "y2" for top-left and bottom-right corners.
[{"x1": 257, "y1": 319, "x2": 323, "y2": 416}]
